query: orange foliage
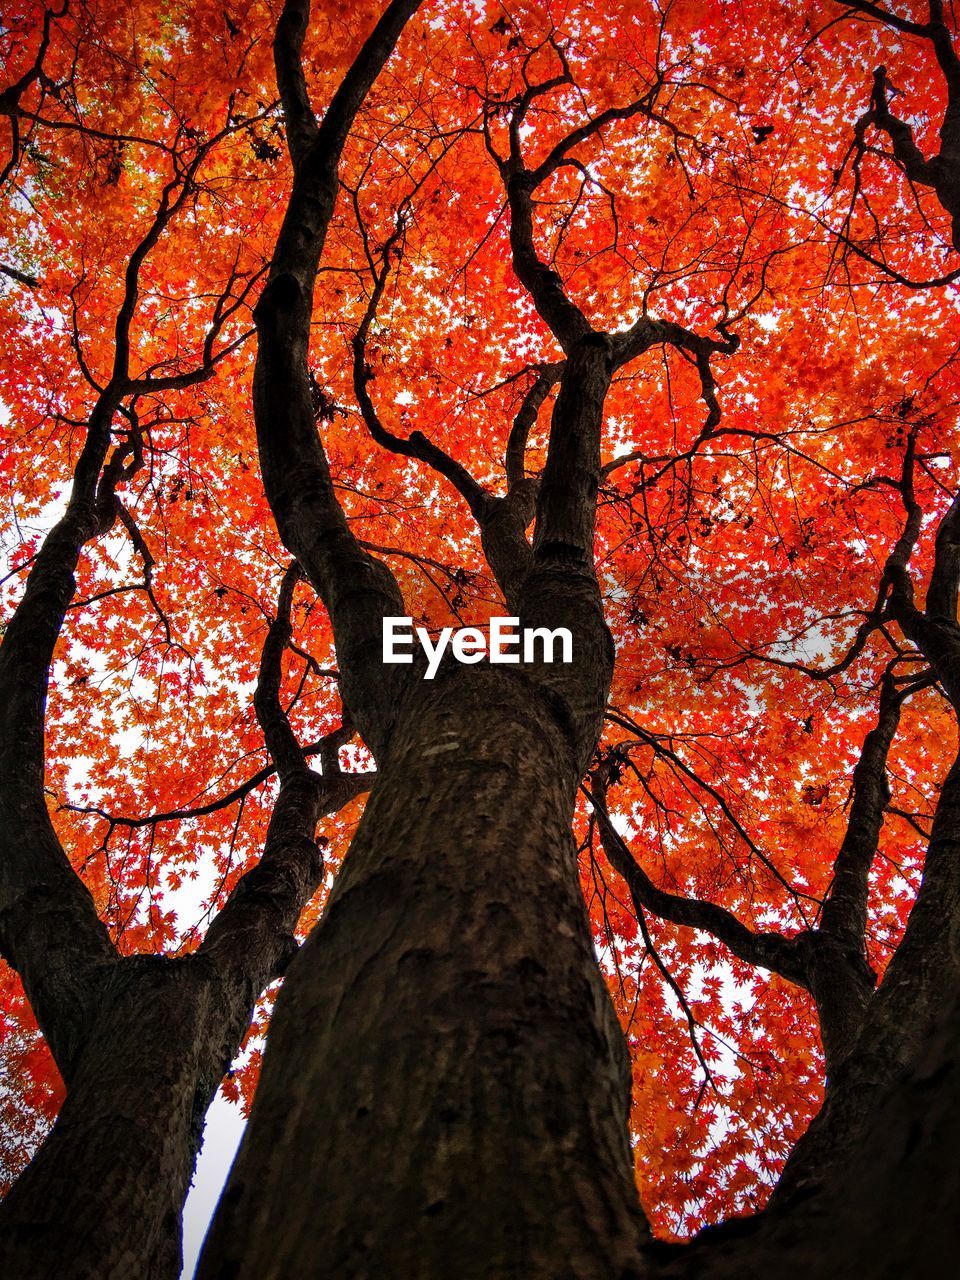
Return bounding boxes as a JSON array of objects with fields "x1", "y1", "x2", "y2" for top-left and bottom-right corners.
[{"x1": 1, "y1": 0, "x2": 957, "y2": 1237}]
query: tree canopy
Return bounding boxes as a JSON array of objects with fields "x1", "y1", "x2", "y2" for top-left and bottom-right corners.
[{"x1": 1, "y1": 0, "x2": 959, "y2": 1267}]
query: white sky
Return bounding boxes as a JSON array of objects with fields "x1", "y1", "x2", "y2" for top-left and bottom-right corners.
[{"x1": 180, "y1": 1094, "x2": 246, "y2": 1280}]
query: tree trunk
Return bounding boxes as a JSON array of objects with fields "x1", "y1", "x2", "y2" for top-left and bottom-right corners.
[
  {"x1": 656, "y1": 981, "x2": 960, "y2": 1280},
  {"x1": 0, "y1": 955, "x2": 248, "y2": 1280},
  {"x1": 774, "y1": 749, "x2": 960, "y2": 1204},
  {"x1": 198, "y1": 664, "x2": 647, "y2": 1280}
]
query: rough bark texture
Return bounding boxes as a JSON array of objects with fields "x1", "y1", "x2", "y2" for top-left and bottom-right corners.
[
  {"x1": 193, "y1": 5, "x2": 762, "y2": 1274},
  {"x1": 198, "y1": 665, "x2": 646, "y2": 1280},
  {"x1": 654, "y1": 974, "x2": 960, "y2": 1280},
  {"x1": 0, "y1": 8, "x2": 421, "y2": 1273},
  {"x1": 0, "y1": 569, "x2": 368, "y2": 1280},
  {"x1": 0, "y1": 956, "x2": 242, "y2": 1280}
]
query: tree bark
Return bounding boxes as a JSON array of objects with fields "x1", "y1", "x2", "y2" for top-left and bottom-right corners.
[
  {"x1": 0, "y1": 564, "x2": 368, "y2": 1280},
  {"x1": 0, "y1": 955, "x2": 241, "y2": 1280},
  {"x1": 774, "y1": 746, "x2": 960, "y2": 1204},
  {"x1": 198, "y1": 665, "x2": 647, "y2": 1280},
  {"x1": 655, "y1": 979, "x2": 960, "y2": 1280},
  {"x1": 0, "y1": 754, "x2": 359, "y2": 1280}
]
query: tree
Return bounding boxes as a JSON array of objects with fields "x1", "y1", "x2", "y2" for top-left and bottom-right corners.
[{"x1": 2, "y1": 1, "x2": 960, "y2": 1277}]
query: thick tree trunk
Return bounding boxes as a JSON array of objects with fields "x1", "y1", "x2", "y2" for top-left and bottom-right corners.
[
  {"x1": 198, "y1": 665, "x2": 647, "y2": 1280},
  {"x1": 774, "y1": 749, "x2": 960, "y2": 1204},
  {"x1": 0, "y1": 746, "x2": 359, "y2": 1280},
  {"x1": 0, "y1": 954, "x2": 246, "y2": 1280},
  {"x1": 656, "y1": 981, "x2": 960, "y2": 1280}
]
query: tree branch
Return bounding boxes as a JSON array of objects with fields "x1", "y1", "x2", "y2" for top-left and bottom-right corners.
[
  {"x1": 0, "y1": 117, "x2": 254, "y2": 1081},
  {"x1": 504, "y1": 361, "x2": 563, "y2": 490},
  {"x1": 818, "y1": 672, "x2": 905, "y2": 951},
  {"x1": 840, "y1": 1, "x2": 932, "y2": 42},
  {"x1": 199, "y1": 564, "x2": 373, "y2": 994},
  {"x1": 586, "y1": 776, "x2": 808, "y2": 987},
  {"x1": 351, "y1": 215, "x2": 489, "y2": 520},
  {"x1": 252, "y1": 0, "x2": 421, "y2": 757}
]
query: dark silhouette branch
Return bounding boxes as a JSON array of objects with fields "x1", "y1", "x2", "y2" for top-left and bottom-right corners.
[
  {"x1": 586, "y1": 775, "x2": 809, "y2": 988},
  {"x1": 351, "y1": 213, "x2": 489, "y2": 520},
  {"x1": 818, "y1": 672, "x2": 906, "y2": 952},
  {"x1": 199, "y1": 562, "x2": 373, "y2": 992},
  {"x1": 504, "y1": 361, "x2": 563, "y2": 490},
  {"x1": 251, "y1": 0, "x2": 421, "y2": 757},
  {"x1": 838, "y1": 4, "x2": 960, "y2": 251}
]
